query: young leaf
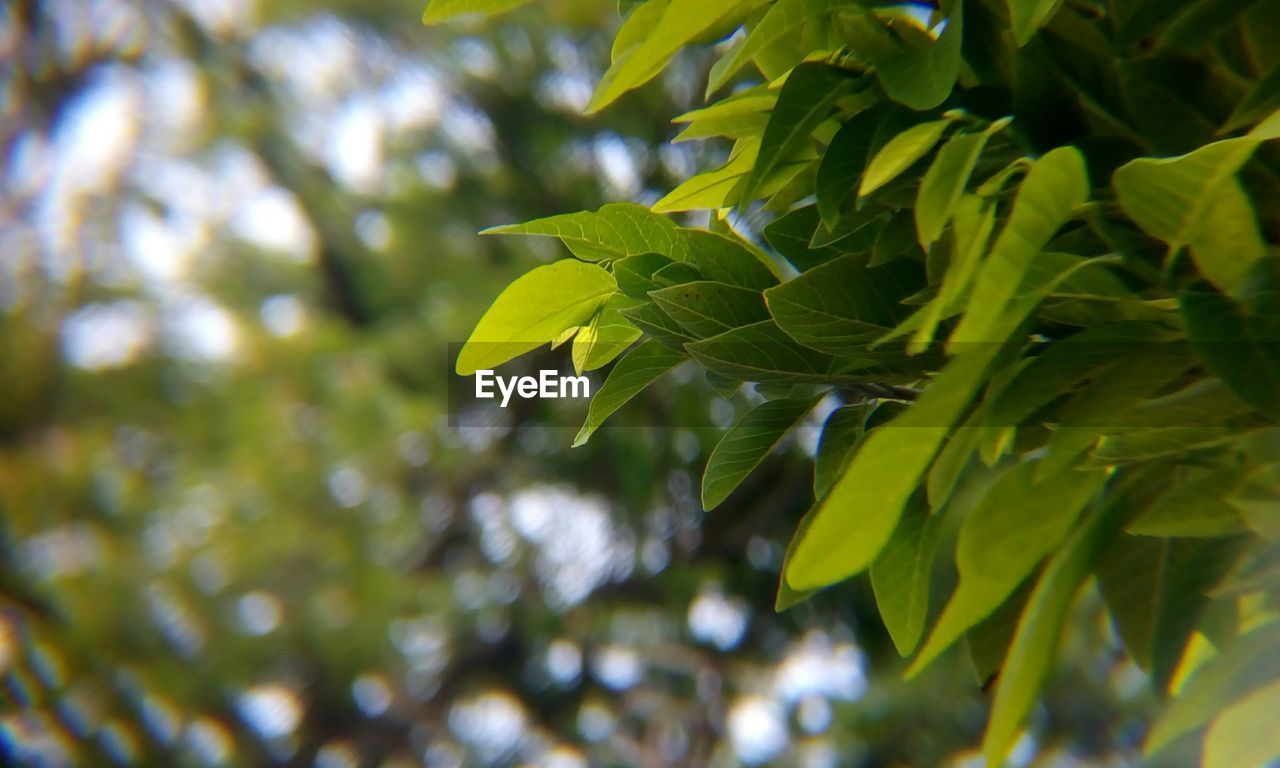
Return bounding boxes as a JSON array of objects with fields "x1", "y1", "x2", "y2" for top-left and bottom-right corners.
[
  {"x1": 702, "y1": 396, "x2": 821, "y2": 510},
  {"x1": 870, "y1": 500, "x2": 942, "y2": 656},
  {"x1": 860, "y1": 119, "x2": 953, "y2": 198},
  {"x1": 422, "y1": 0, "x2": 531, "y2": 24},
  {"x1": 739, "y1": 62, "x2": 863, "y2": 205},
  {"x1": 914, "y1": 118, "x2": 1010, "y2": 248},
  {"x1": 907, "y1": 463, "x2": 1106, "y2": 677},
  {"x1": 875, "y1": 1, "x2": 964, "y2": 110},
  {"x1": 573, "y1": 340, "x2": 686, "y2": 447},
  {"x1": 482, "y1": 203, "x2": 692, "y2": 262},
  {"x1": 572, "y1": 294, "x2": 644, "y2": 373},
  {"x1": 457, "y1": 260, "x2": 617, "y2": 375}
]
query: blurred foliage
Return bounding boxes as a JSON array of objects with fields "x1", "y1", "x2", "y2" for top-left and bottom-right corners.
[{"x1": 0, "y1": 0, "x2": 1188, "y2": 767}]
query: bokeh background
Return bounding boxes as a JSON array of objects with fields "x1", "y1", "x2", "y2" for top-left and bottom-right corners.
[{"x1": 2, "y1": 1, "x2": 1159, "y2": 766}]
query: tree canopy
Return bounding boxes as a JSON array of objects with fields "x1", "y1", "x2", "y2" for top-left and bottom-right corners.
[{"x1": 447, "y1": 0, "x2": 1280, "y2": 765}]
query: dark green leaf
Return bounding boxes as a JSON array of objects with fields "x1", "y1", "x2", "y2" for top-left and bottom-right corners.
[
  {"x1": 650, "y1": 281, "x2": 770, "y2": 338},
  {"x1": 702, "y1": 396, "x2": 821, "y2": 509},
  {"x1": 813, "y1": 404, "x2": 865, "y2": 499},
  {"x1": 740, "y1": 62, "x2": 863, "y2": 205},
  {"x1": 573, "y1": 339, "x2": 686, "y2": 446},
  {"x1": 871, "y1": 500, "x2": 942, "y2": 656},
  {"x1": 875, "y1": 1, "x2": 964, "y2": 110}
]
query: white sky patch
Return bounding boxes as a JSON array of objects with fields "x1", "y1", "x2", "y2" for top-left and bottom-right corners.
[
  {"x1": 121, "y1": 204, "x2": 205, "y2": 284},
  {"x1": 164, "y1": 294, "x2": 240, "y2": 363},
  {"x1": 229, "y1": 185, "x2": 316, "y2": 260},
  {"x1": 236, "y1": 683, "x2": 303, "y2": 741},
  {"x1": 61, "y1": 300, "x2": 154, "y2": 370},
  {"x1": 172, "y1": 0, "x2": 257, "y2": 35},
  {"x1": 728, "y1": 696, "x2": 788, "y2": 765},
  {"x1": 380, "y1": 65, "x2": 446, "y2": 134},
  {"x1": 259, "y1": 295, "x2": 306, "y2": 338},
  {"x1": 593, "y1": 134, "x2": 641, "y2": 199},
  {"x1": 440, "y1": 103, "x2": 495, "y2": 155},
  {"x1": 688, "y1": 588, "x2": 750, "y2": 651},
  {"x1": 326, "y1": 98, "x2": 385, "y2": 194}
]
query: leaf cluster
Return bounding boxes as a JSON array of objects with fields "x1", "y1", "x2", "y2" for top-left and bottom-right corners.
[{"x1": 434, "y1": 0, "x2": 1280, "y2": 762}]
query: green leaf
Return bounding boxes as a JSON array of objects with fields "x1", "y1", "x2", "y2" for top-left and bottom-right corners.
[
  {"x1": 870, "y1": 500, "x2": 942, "y2": 656},
  {"x1": 685, "y1": 320, "x2": 837, "y2": 383},
  {"x1": 914, "y1": 118, "x2": 1009, "y2": 248},
  {"x1": 965, "y1": 583, "x2": 1032, "y2": 687},
  {"x1": 1182, "y1": 286, "x2": 1280, "y2": 419},
  {"x1": 1097, "y1": 534, "x2": 1245, "y2": 687},
  {"x1": 784, "y1": 342, "x2": 1001, "y2": 591},
  {"x1": 1203, "y1": 677, "x2": 1280, "y2": 768},
  {"x1": 611, "y1": 0, "x2": 668, "y2": 62},
  {"x1": 1112, "y1": 111, "x2": 1280, "y2": 294},
  {"x1": 1145, "y1": 622, "x2": 1280, "y2": 756},
  {"x1": 702, "y1": 396, "x2": 821, "y2": 510},
  {"x1": 907, "y1": 463, "x2": 1105, "y2": 677},
  {"x1": 875, "y1": 1, "x2": 964, "y2": 110},
  {"x1": 739, "y1": 62, "x2": 863, "y2": 205},
  {"x1": 572, "y1": 294, "x2": 644, "y2": 373},
  {"x1": 614, "y1": 253, "x2": 676, "y2": 299},
  {"x1": 706, "y1": 0, "x2": 831, "y2": 96},
  {"x1": 652, "y1": 261, "x2": 705, "y2": 287},
  {"x1": 900, "y1": 196, "x2": 996, "y2": 352},
  {"x1": 859, "y1": 119, "x2": 953, "y2": 198},
  {"x1": 765, "y1": 256, "x2": 922, "y2": 355},
  {"x1": 1006, "y1": 0, "x2": 1065, "y2": 46},
  {"x1": 815, "y1": 104, "x2": 897, "y2": 228},
  {"x1": 457, "y1": 260, "x2": 617, "y2": 375},
  {"x1": 673, "y1": 87, "x2": 776, "y2": 142},
  {"x1": 482, "y1": 203, "x2": 692, "y2": 262},
  {"x1": 986, "y1": 322, "x2": 1177, "y2": 428},
  {"x1": 949, "y1": 146, "x2": 1090, "y2": 351},
  {"x1": 589, "y1": 0, "x2": 747, "y2": 113},
  {"x1": 814, "y1": 404, "x2": 865, "y2": 499},
  {"x1": 650, "y1": 281, "x2": 770, "y2": 338},
  {"x1": 573, "y1": 340, "x2": 686, "y2": 446},
  {"x1": 654, "y1": 137, "x2": 759, "y2": 212},
  {"x1": 764, "y1": 205, "x2": 859, "y2": 271},
  {"x1": 422, "y1": 0, "x2": 531, "y2": 24},
  {"x1": 1187, "y1": 179, "x2": 1267, "y2": 296},
  {"x1": 619, "y1": 302, "x2": 696, "y2": 347},
  {"x1": 1223, "y1": 61, "x2": 1280, "y2": 133},
  {"x1": 1094, "y1": 425, "x2": 1273, "y2": 462},
  {"x1": 683, "y1": 229, "x2": 782, "y2": 287},
  {"x1": 1128, "y1": 468, "x2": 1248, "y2": 537},
  {"x1": 982, "y1": 494, "x2": 1120, "y2": 766}
]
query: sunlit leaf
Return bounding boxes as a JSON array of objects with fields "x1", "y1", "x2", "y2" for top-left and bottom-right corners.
[
  {"x1": 422, "y1": 0, "x2": 532, "y2": 24},
  {"x1": 457, "y1": 260, "x2": 617, "y2": 375},
  {"x1": 483, "y1": 203, "x2": 692, "y2": 262}
]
